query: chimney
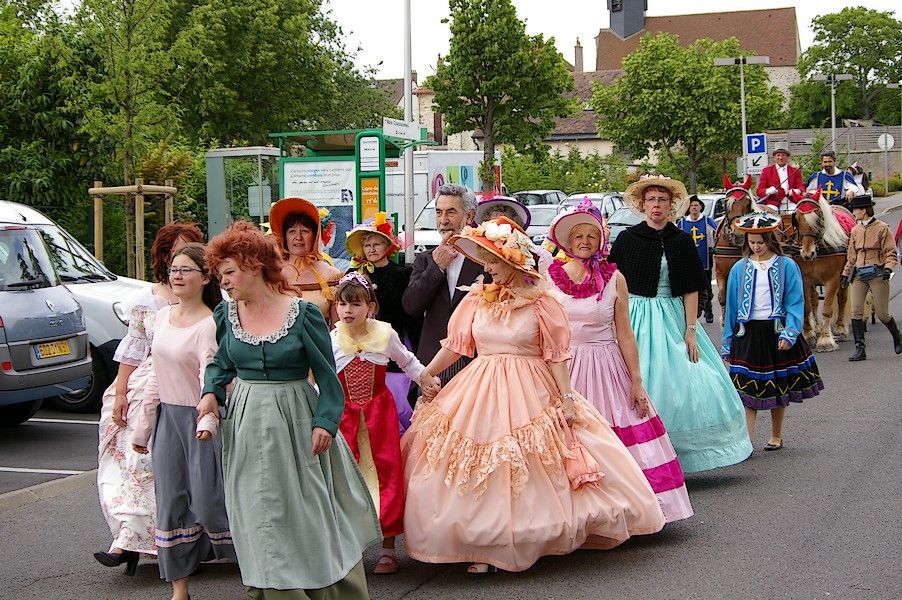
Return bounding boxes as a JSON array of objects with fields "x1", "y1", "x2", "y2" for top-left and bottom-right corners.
[
  {"x1": 411, "y1": 70, "x2": 418, "y2": 84},
  {"x1": 574, "y1": 38, "x2": 584, "y2": 72}
]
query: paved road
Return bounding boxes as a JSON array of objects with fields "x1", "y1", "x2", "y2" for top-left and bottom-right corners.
[{"x1": 1, "y1": 195, "x2": 900, "y2": 598}]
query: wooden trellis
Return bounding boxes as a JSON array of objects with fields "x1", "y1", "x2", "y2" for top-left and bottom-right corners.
[{"x1": 88, "y1": 178, "x2": 176, "y2": 280}]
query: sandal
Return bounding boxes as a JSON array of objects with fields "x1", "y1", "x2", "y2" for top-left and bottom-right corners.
[
  {"x1": 372, "y1": 554, "x2": 400, "y2": 574},
  {"x1": 467, "y1": 563, "x2": 498, "y2": 575}
]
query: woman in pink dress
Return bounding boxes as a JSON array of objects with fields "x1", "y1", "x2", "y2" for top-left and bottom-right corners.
[
  {"x1": 547, "y1": 199, "x2": 693, "y2": 523},
  {"x1": 402, "y1": 217, "x2": 665, "y2": 574}
]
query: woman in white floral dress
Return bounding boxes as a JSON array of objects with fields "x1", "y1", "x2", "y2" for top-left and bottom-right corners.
[{"x1": 95, "y1": 223, "x2": 202, "y2": 575}]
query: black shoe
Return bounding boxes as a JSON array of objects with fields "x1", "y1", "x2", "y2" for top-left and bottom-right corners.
[
  {"x1": 764, "y1": 439, "x2": 784, "y2": 451},
  {"x1": 849, "y1": 319, "x2": 867, "y2": 361},
  {"x1": 885, "y1": 318, "x2": 902, "y2": 354},
  {"x1": 94, "y1": 550, "x2": 139, "y2": 576}
]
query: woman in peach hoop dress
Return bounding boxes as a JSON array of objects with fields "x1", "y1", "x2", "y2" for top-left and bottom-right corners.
[{"x1": 402, "y1": 217, "x2": 665, "y2": 574}]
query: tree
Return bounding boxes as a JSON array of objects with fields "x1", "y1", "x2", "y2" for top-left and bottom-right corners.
[
  {"x1": 591, "y1": 34, "x2": 783, "y2": 193},
  {"x1": 427, "y1": 0, "x2": 574, "y2": 190},
  {"x1": 798, "y1": 8, "x2": 902, "y2": 121}
]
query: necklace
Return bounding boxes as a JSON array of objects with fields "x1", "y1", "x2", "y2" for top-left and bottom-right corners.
[{"x1": 752, "y1": 255, "x2": 773, "y2": 271}]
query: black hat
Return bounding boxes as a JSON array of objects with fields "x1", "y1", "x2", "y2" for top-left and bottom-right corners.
[
  {"x1": 848, "y1": 195, "x2": 875, "y2": 210},
  {"x1": 687, "y1": 194, "x2": 704, "y2": 206}
]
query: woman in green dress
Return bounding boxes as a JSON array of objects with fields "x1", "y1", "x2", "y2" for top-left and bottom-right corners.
[{"x1": 198, "y1": 221, "x2": 380, "y2": 600}]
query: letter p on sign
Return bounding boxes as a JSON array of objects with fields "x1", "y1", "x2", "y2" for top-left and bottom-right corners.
[{"x1": 745, "y1": 133, "x2": 767, "y2": 155}]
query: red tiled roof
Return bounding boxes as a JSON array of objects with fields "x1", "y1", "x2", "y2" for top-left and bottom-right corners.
[
  {"x1": 551, "y1": 70, "x2": 621, "y2": 138},
  {"x1": 596, "y1": 7, "x2": 800, "y2": 70}
]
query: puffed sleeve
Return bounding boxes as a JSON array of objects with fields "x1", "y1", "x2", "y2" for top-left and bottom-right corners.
[
  {"x1": 112, "y1": 301, "x2": 154, "y2": 367},
  {"x1": 300, "y1": 301, "x2": 344, "y2": 436},
  {"x1": 201, "y1": 302, "x2": 235, "y2": 404},
  {"x1": 534, "y1": 294, "x2": 572, "y2": 362},
  {"x1": 439, "y1": 293, "x2": 479, "y2": 358},
  {"x1": 387, "y1": 329, "x2": 426, "y2": 383}
]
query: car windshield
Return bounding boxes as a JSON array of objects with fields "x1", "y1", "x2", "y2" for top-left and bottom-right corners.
[
  {"x1": 0, "y1": 228, "x2": 59, "y2": 290},
  {"x1": 36, "y1": 226, "x2": 113, "y2": 282},
  {"x1": 515, "y1": 193, "x2": 546, "y2": 206},
  {"x1": 528, "y1": 206, "x2": 559, "y2": 226},
  {"x1": 608, "y1": 208, "x2": 643, "y2": 226},
  {"x1": 415, "y1": 202, "x2": 437, "y2": 230}
]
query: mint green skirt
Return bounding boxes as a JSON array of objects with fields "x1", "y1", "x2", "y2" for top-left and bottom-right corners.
[
  {"x1": 222, "y1": 378, "x2": 381, "y2": 591},
  {"x1": 629, "y1": 295, "x2": 753, "y2": 473}
]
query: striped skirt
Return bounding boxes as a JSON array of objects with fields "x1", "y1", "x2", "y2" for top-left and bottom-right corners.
[{"x1": 152, "y1": 403, "x2": 236, "y2": 582}]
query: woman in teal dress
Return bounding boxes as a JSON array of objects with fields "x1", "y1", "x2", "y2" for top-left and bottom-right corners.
[
  {"x1": 608, "y1": 176, "x2": 752, "y2": 473},
  {"x1": 198, "y1": 222, "x2": 380, "y2": 600}
]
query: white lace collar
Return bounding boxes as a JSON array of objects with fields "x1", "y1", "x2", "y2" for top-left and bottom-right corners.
[{"x1": 228, "y1": 298, "x2": 301, "y2": 345}]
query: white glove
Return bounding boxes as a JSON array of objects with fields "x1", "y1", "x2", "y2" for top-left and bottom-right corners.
[{"x1": 765, "y1": 186, "x2": 778, "y2": 196}]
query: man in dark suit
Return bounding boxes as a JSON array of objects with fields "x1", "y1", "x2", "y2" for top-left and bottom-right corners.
[{"x1": 403, "y1": 183, "x2": 484, "y2": 384}]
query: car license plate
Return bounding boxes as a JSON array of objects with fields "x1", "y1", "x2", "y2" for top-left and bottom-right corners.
[{"x1": 34, "y1": 340, "x2": 71, "y2": 359}]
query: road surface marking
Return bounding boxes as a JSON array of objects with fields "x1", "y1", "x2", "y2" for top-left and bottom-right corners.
[
  {"x1": 29, "y1": 418, "x2": 99, "y2": 425},
  {"x1": 0, "y1": 467, "x2": 86, "y2": 475}
]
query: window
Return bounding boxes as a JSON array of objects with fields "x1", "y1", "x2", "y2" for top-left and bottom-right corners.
[
  {"x1": 0, "y1": 229, "x2": 58, "y2": 291},
  {"x1": 36, "y1": 226, "x2": 113, "y2": 283}
]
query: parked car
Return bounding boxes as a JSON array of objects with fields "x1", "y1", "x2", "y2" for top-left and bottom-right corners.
[
  {"x1": 558, "y1": 192, "x2": 624, "y2": 219},
  {"x1": 693, "y1": 193, "x2": 727, "y2": 222},
  {"x1": 0, "y1": 224, "x2": 93, "y2": 425},
  {"x1": 410, "y1": 200, "x2": 443, "y2": 253},
  {"x1": 524, "y1": 204, "x2": 559, "y2": 244},
  {"x1": 0, "y1": 201, "x2": 151, "y2": 412},
  {"x1": 606, "y1": 207, "x2": 644, "y2": 245},
  {"x1": 512, "y1": 190, "x2": 566, "y2": 206}
]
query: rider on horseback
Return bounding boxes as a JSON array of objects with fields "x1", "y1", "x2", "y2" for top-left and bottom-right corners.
[
  {"x1": 806, "y1": 151, "x2": 864, "y2": 209},
  {"x1": 756, "y1": 144, "x2": 805, "y2": 213}
]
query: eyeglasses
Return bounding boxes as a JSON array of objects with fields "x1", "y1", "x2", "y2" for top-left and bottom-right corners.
[{"x1": 167, "y1": 267, "x2": 203, "y2": 276}]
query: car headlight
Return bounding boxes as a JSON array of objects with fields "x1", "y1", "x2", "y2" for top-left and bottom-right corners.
[{"x1": 113, "y1": 301, "x2": 129, "y2": 326}]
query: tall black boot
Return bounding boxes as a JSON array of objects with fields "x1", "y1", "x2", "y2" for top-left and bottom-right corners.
[
  {"x1": 849, "y1": 319, "x2": 867, "y2": 361},
  {"x1": 885, "y1": 318, "x2": 902, "y2": 355}
]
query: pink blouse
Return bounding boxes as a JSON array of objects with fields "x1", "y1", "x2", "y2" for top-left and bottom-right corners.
[{"x1": 132, "y1": 306, "x2": 219, "y2": 447}]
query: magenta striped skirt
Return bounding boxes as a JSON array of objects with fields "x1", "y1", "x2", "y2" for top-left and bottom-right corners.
[{"x1": 570, "y1": 342, "x2": 694, "y2": 523}]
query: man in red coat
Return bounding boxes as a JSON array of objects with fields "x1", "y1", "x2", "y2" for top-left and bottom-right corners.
[{"x1": 756, "y1": 144, "x2": 804, "y2": 212}]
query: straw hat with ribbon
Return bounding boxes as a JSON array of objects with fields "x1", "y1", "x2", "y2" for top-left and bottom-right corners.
[
  {"x1": 449, "y1": 216, "x2": 540, "y2": 280},
  {"x1": 548, "y1": 198, "x2": 616, "y2": 300},
  {"x1": 623, "y1": 174, "x2": 690, "y2": 220},
  {"x1": 345, "y1": 212, "x2": 402, "y2": 273}
]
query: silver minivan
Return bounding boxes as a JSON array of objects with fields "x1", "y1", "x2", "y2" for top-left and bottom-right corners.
[{"x1": 0, "y1": 225, "x2": 92, "y2": 425}]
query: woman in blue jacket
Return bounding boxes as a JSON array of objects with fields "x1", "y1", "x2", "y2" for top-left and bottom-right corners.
[{"x1": 722, "y1": 213, "x2": 823, "y2": 451}]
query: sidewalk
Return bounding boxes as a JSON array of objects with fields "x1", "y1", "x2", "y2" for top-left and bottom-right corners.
[{"x1": 875, "y1": 190, "x2": 902, "y2": 215}]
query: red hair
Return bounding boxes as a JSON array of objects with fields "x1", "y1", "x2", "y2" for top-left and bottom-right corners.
[
  {"x1": 151, "y1": 222, "x2": 204, "y2": 283},
  {"x1": 206, "y1": 221, "x2": 299, "y2": 296}
]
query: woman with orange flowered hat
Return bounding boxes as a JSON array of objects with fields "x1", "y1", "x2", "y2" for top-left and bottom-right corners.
[
  {"x1": 269, "y1": 197, "x2": 341, "y2": 322},
  {"x1": 401, "y1": 217, "x2": 665, "y2": 575}
]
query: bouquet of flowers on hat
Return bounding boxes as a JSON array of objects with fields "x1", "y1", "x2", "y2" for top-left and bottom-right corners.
[
  {"x1": 318, "y1": 207, "x2": 335, "y2": 246},
  {"x1": 462, "y1": 219, "x2": 537, "y2": 269}
]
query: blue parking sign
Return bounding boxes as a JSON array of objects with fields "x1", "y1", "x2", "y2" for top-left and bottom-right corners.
[{"x1": 745, "y1": 133, "x2": 767, "y2": 155}]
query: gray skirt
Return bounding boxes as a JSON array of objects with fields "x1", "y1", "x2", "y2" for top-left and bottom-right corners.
[
  {"x1": 152, "y1": 403, "x2": 236, "y2": 582},
  {"x1": 223, "y1": 379, "x2": 380, "y2": 591}
]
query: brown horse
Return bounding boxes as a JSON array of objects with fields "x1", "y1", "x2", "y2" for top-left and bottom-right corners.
[
  {"x1": 713, "y1": 174, "x2": 759, "y2": 321},
  {"x1": 790, "y1": 193, "x2": 851, "y2": 351}
]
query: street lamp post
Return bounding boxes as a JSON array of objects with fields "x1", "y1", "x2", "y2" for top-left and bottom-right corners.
[
  {"x1": 812, "y1": 73, "x2": 853, "y2": 152},
  {"x1": 714, "y1": 56, "x2": 770, "y2": 175},
  {"x1": 888, "y1": 81, "x2": 902, "y2": 178}
]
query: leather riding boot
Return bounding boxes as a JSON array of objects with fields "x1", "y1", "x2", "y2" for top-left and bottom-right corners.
[
  {"x1": 885, "y1": 318, "x2": 902, "y2": 355},
  {"x1": 849, "y1": 319, "x2": 867, "y2": 362}
]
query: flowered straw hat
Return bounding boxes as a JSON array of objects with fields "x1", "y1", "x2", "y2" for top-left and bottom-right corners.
[
  {"x1": 345, "y1": 212, "x2": 402, "y2": 271},
  {"x1": 623, "y1": 174, "x2": 689, "y2": 219},
  {"x1": 732, "y1": 211, "x2": 781, "y2": 234},
  {"x1": 269, "y1": 197, "x2": 335, "y2": 258},
  {"x1": 474, "y1": 195, "x2": 532, "y2": 228},
  {"x1": 548, "y1": 198, "x2": 608, "y2": 258},
  {"x1": 449, "y1": 216, "x2": 540, "y2": 279}
]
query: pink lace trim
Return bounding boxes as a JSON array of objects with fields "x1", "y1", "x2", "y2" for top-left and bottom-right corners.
[
  {"x1": 548, "y1": 259, "x2": 616, "y2": 299},
  {"x1": 414, "y1": 401, "x2": 568, "y2": 499}
]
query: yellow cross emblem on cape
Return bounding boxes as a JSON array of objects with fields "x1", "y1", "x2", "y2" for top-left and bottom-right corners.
[
  {"x1": 822, "y1": 180, "x2": 840, "y2": 201},
  {"x1": 691, "y1": 226, "x2": 704, "y2": 246}
]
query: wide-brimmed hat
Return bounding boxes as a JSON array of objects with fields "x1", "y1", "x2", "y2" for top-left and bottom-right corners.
[
  {"x1": 623, "y1": 175, "x2": 689, "y2": 219},
  {"x1": 269, "y1": 197, "x2": 334, "y2": 256},
  {"x1": 474, "y1": 196, "x2": 531, "y2": 228},
  {"x1": 449, "y1": 216, "x2": 540, "y2": 279},
  {"x1": 732, "y1": 212, "x2": 781, "y2": 234},
  {"x1": 772, "y1": 144, "x2": 791, "y2": 156},
  {"x1": 848, "y1": 195, "x2": 875, "y2": 210},
  {"x1": 345, "y1": 212, "x2": 402, "y2": 259},
  {"x1": 548, "y1": 198, "x2": 607, "y2": 258}
]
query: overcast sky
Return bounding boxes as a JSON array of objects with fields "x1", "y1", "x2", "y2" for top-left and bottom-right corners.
[{"x1": 324, "y1": 1, "x2": 899, "y2": 80}]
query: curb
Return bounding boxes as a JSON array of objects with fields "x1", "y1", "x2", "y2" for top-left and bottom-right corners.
[{"x1": 0, "y1": 469, "x2": 97, "y2": 513}]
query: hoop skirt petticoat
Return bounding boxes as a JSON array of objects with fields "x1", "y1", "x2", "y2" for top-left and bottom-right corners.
[
  {"x1": 401, "y1": 290, "x2": 665, "y2": 572},
  {"x1": 629, "y1": 259, "x2": 752, "y2": 473}
]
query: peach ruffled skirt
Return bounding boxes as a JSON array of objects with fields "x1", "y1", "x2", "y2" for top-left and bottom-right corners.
[{"x1": 401, "y1": 354, "x2": 666, "y2": 572}]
